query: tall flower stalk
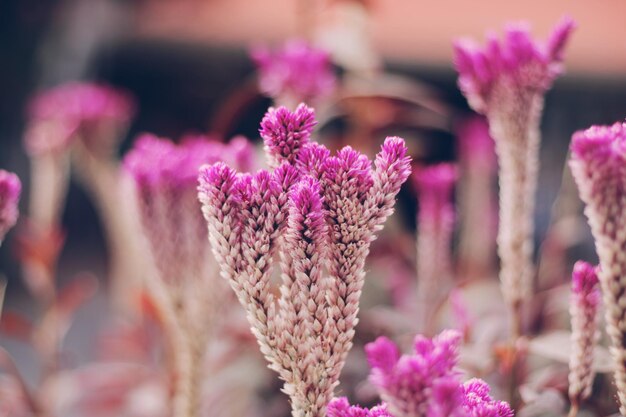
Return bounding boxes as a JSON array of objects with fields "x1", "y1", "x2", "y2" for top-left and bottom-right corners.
[
  {"x1": 198, "y1": 104, "x2": 411, "y2": 417},
  {"x1": 453, "y1": 17, "x2": 575, "y2": 337},
  {"x1": 567, "y1": 261, "x2": 601, "y2": 416},
  {"x1": 124, "y1": 134, "x2": 253, "y2": 417},
  {"x1": 413, "y1": 164, "x2": 457, "y2": 335},
  {"x1": 569, "y1": 122, "x2": 626, "y2": 415}
]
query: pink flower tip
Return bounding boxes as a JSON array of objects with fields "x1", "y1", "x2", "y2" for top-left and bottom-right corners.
[
  {"x1": 0, "y1": 170, "x2": 21, "y2": 241},
  {"x1": 251, "y1": 39, "x2": 336, "y2": 102},
  {"x1": 198, "y1": 162, "x2": 239, "y2": 195},
  {"x1": 413, "y1": 163, "x2": 457, "y2": 197},
  {"x1": 327, "y1": 397, "x2": 392, "y2": 417},
  {"x1": 570, "y1": 121, "x2": 626, "y2": 164},
  {"x1": 260, "y1": 104, "x2": 317, "y2": 166},
  {"x1": 456, "y1": 116, "x2": 496, "y2": 167},
  {"x1": 365, "y1": 336, "x2": 400, "y2": 372},
  {"x1": 571, "y1": 261, "x2": 600, "y2": 304},
  {"x1": 463, "y1": 379, "x2": 513, "y2": 417}
]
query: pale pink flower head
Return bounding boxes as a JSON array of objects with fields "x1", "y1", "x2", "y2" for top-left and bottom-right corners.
[
  {"x1": 0, "y1": 170, "x2": 21, "y2": 243},
  {"x1": 571, "y1": 261, "x2": 600, "y2": 307},
  {"x1": 413, "y1": 163, "x2": 457, "y2": 220},
  {"x1": 124, "y1": 134, "x2": 251, "y2": 284},
  {"x1": 327, "y1": 397, "x2": 393, "y2": 417},
  {"x1": 26, "y1": 82, "x2": 135, "y2": 155},
  {"x1": 453, "y1": 17, "x2": 575, "y2": 114},
  {"x1": 260, "y1": 103, "x2": 317, "y2": 168},
  {"x1": 251, "y1": 39, "x2": 337, "y2": 104}
]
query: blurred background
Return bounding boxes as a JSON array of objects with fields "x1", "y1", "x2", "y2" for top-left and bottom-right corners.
[{"x1": 1, "y1": 0, "x2": 626, "y2": 406}]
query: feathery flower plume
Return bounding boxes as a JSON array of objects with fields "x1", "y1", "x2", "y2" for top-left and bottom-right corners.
[
  {"x1": 456, "y1": 117, "x2": 497, "y2": 280},
  {"x1": 413, "y1": 163, "x2": 457, "y2": 335},
  {"x1": 124, "y1": 134, "x2": 249, "y2": 417},
  {"x1": 567, "y1": 261, "x2": 601, "y2": 413},
  {"x1": 251, "y1": 40, "x2": 337, "y2": 107},
  {"x1": 365, "y1": 331, "x2": 513, "y2": 417},
  {"x1": 0, "y1": 170, "x2": 21, "y2": 245},
  {"x1": 569, "y1": 121, "x2": 626, "y2": 414},
  {"x1": 453, "y1": 17, "x2": 575, "y2": 334},
  {"x1": 260, "y1": 104, "x2": 317, "y2": 168},
  {"x1": 198, "y1": 104, "x2": 411, "y2": 417}
]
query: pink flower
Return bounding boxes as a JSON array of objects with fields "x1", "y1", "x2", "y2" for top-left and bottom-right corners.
[
  {"x1": 0, "y1": 170, "x2": 21, "y2": 244},
  {"x1": 198, "y1": 104, "x2": 411, "y2": 417},
  {"x1": 365, "y1": 331, "x2": 512, "y2": 417},
  {"x1": 251, "y1": 40, "x2": 336, "y2": 105},
  {"x1": 260, "y1": 103, "x2": 317, "y2": 168},
  {"x1": 327, "y1": 397, "x2": 392, "y2": 417},
  {"x1": 453, "y1": 17, "x2": 575, "y2": 114},
  {"x1": 568, "y1": 261, "x2": 601, "y2": 406},
  {"x1": 25, "y1": 82, "x2": 135, "y2": 155},
  {"x1": 453, "y1": 18, "x2": 575, "y2": 322},
  {"x1": 569, "y1": 121, "x2": 626, "y2": 414}
]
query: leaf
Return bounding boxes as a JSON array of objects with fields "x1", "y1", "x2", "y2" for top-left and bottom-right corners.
[{"x1": 528, "y1": 330, "x2": 612, "y2": 373}]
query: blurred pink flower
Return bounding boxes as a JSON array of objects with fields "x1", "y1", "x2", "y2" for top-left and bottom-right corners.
[
  {"x1": 25, "y1": 82, "x2": 135, "y2": 155},
  {"x1": 569, "y1": 121, "x2": 626, "y2": 414},
  {"x1": 251, "y1": 40, "x2": 336, "y2": 105},
  {"x1": 0, "y1": 170, "x2": 21, "y2": 244}
]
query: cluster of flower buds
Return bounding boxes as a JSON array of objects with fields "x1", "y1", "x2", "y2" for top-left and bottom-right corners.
[
  {"x1": 198, "y1": 104, "x2": 411, "y2": 417},
  {"x1": 569, "y1": 121, "x2": 626, "y2": 414},
  {"x1": 251, "y1": 40, "x2": 337, "y2": 107},
  {"x1": 453, "y1": 18, "x2": 575, "y2": 321},
  {"x1": 362, "y1": 330, "x2": 513, "y2": 417},
  {"x1": 0, "y1": 170, "x2": 21, "y2": 244}
]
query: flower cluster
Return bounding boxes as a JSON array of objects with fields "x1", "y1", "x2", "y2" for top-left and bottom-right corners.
[
  {"x1": 25, "y1": 82, "x2": 135, "y2": 155},
  {"x1": 413, "y1": 164, "x2": 457, "y2": 334},
  {"x1": 365, "y1": 331, "x2": 513, "y2": 417},
  {"x1": 569, "y1": 121, "x2": 626, "y2": 414},
  {"x1": 568, "y1": 261, "x2": 601, "y2": 407},
  {"x1": 0, "y1": 170, "x2": 21, "y2": 244},
  {"x1": 453, "y1": 18, "x2": 575, "y2": 319},
  {"x1": 198, "y1": 104, "x2": 411, "y2": 417},
  {"x1": 251, "y1": 40, "x2": 337, "y2": 106}
]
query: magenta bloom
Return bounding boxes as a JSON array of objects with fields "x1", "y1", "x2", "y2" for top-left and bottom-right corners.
[
  {"x1": 251, "y1": 40, "x2": 336, "y2": 105},
  {"x1": 198, "y1": 104, "x2": 411, "y2": 417},
  {"x1": 453, "y1": 17, "x2": 575, "y2": 113},
  {"x1": 0, "y1": 170, "x2": 21, "y2": 244},
  {"x1": 365, "y1": 331, "x2": 512, "y2": 417},
  {"x1": 25, "y1": 82, "x2": 135, "y2": 155},
  {"x1": 327, "y1": 397, "x2": 392, "y2": 417},
  {"x1": 568, "y1": 261, "x2": 601, "y2": 406},
  {"x1": 413, "y1": 163, "x2": 457, "y2": 334},
  {"x1": 260, "y1": 103, "x2": 317, "y2": 168},
  {"x1": 569, "y1": 121, "x2": 626, "y2": 414}
]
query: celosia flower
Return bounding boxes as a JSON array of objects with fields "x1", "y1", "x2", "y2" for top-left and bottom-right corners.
[
  {"x1": 0, "y1": 170, "x2": 21, "y2": 244},
  {"x1": 124, "y1": 133, "x2": 252, "y2": 417},
  {"x1": 455, "y1": 117, "x2": 497, "y2": 281},
  {"x1": 366, "y1": 331, "x2": 513, "y2": 417},
  {"x1": 251, "y1": 40, "x2": 336, "y2": 106},
  {"x1": 198, "y1": 104, "x2": 411, "y2": 417},
  {"x1": 569, "y1": 121, "x2": 626, "y2": 414},
  {"x1": 453, "y1": 18, "x2": 575, "y2": 325},
  {"x1": 25, "y1": 82, "x2": 135, "y2": 155},
  {"x1": 413, "y1": 163, "x2": 457, "y2": 334},
  {"x1": 567, "y1": 261, "x2": 601, "y2": 408},
  {"x1": 327, "y1": 397, "x2": 392, "y2": 417}
]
